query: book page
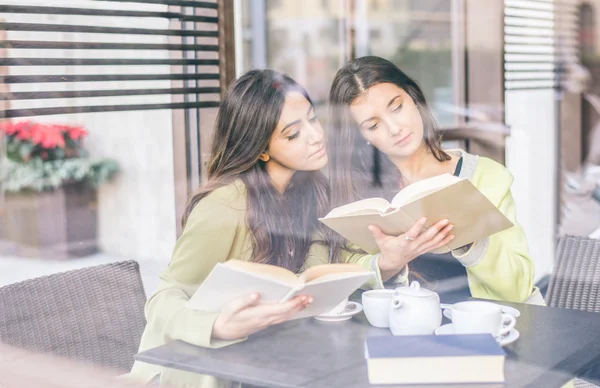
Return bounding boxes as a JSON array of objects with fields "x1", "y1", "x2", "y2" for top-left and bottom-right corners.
[
  {"x1": 299, "y1": 263, "x2": 369, "y2": 283},
  {"x1": 186, "y1": 263, "x2": 297, "y2": 312},
  {"x1": 391, "y1": 174, "x2": 462, "y2": 208},
  {"x1": 293, "y1": 272, "x2": 374, "y2": 319},
  {"x1": 323, "y1": 198, "x2": 392, "y2": 218},
  {"x1": 186, "y1": 262, "x2": 373, "y2": 318},
  {"x1": 223, "y1": 259, "x2": 300, "y2": 285},
  {"x1": 398, "y1": 179, "x2": 513, "y2": 251},
  {"x1": 320, "y1": 210, "x2": 412, "y2": 254}
]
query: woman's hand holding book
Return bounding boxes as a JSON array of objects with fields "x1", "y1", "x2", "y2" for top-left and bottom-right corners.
[
  {"x1": 212, "y1": 293, "x2": 313, "y2": 340},
  {"x1": 369, "y1": 217, "x2": 455, "y2": 280}
]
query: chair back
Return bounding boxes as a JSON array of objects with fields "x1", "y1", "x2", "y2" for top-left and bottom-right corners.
[
  {"x1": 546, "y1": 235, "x2": 600, "y2": 312},
  {"x1": 0, "y1": 261, "x2": 147, "y2": 372}
]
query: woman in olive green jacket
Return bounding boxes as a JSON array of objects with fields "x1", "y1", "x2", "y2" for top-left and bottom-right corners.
[{"x1": 130, "y1": 69, "x2": 455, "y2": 388}]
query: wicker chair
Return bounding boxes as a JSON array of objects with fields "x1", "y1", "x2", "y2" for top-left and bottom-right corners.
[
  {"x1": 546, "y1": 235, "x2": 600, "y2": 312},
  {"x1": 0, "y1": 260, "x2": 147, "y2": 373},
  {"x1": 546, "y1": 235, "x2": 600, "y2": 387}
]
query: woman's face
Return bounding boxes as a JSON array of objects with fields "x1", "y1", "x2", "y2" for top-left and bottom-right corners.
[
  {"x1": 265, "y1": 91, "x2": 328, "y2": 172},
  {"x1": 349, "y1": 82, "x2": 424, "y2": 160}
]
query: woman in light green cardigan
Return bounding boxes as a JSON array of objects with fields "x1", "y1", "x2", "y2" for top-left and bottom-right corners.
[
  {"x1": 327, "y1": 56, "x2": 543, "y2": 304},
  {"x1": 130, "y1": 69, "x2": 455, "y2": 387}
]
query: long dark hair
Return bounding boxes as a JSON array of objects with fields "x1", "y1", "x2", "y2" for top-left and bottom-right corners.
[
  {"x1": 327, "y1": 56, "x2": 450, "y2": 260},
  {"x1": 182, "y1": 69, "x2": 330, "y2": 273}
]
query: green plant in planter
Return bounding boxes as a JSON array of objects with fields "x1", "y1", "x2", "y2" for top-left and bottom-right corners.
[{"x1": 0, "y1": 121, "x2": 119, "y2": 193}]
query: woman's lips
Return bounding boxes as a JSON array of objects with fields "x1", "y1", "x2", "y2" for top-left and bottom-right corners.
[
  {"x1": 311, "y1": 146, "x2": 326, "y2": 158},
  {"x1": 394, "y1": 133, "x2": 412, "y2": 146}
]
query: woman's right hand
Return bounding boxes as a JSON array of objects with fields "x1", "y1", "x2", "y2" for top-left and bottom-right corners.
[
  {"x1": 212, "y1": 293, "x2": 313, "y2": 341},
  {"x1": 369, "y1": 217, "x2": 455, "y2": 278}
]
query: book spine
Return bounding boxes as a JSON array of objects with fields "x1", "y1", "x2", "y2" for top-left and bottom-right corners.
[{"x1": 278, "y1": 284, "x2": 305, "y2": 303}]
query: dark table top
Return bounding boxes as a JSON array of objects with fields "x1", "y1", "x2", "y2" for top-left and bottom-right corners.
[{"x1": 135, "y1": 299, "x2": 600, "y2": 388}]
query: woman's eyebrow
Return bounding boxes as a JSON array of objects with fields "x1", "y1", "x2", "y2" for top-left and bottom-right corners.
[
  {"x1": 358, "y1": 95, "x2": 403, "y2": 126},
  {"x1": 282, "y1": 105, "x2": 314, "y2": 132},
  {"x1": 281, "y1": 120, "x2": 300, "y2": 133},
  {"x1": 387, "y1": 95, "x2": 402, "y2": 108}
]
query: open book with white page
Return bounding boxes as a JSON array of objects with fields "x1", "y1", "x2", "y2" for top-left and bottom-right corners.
[
  {"x1": 320, "y1": 173, "x2": 513, "y2": 254},
  {"x1": 186, "y1": 260, "x2": 374, "y2": 320}
]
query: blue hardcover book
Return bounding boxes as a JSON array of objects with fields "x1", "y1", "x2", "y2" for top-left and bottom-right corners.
[{"x1": 364, "y1": 334, "x2": 506, "y2": 385}]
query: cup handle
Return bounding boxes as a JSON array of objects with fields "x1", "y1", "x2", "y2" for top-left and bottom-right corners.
[
  {"x1": 443, "y1": 309, "x2": 452, "y2": 320},
  {"x1": 391, "y1": 299, "x2": 403, "y2": 309},
  {"x1": 499, "y1": 313, "x2": 516, "y2": 336}
]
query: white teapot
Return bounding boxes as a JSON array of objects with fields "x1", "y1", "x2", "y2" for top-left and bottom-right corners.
[{"x1": 389, "y1": 281, "x2": 442, "y2": 335}]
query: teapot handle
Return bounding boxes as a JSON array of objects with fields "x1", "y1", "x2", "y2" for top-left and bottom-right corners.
[
  {"x1": 391, "y1": 299, "x2": 403, "y2": 309},
  {"x1": 443, "y1": 309, "x2": 453, "y2": 320}
]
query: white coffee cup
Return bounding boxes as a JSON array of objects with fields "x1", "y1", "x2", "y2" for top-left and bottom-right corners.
[
  {"x1": 446, "y1": 301, "x2": 516, "y2": 338},
  {"x1": 362, "y1": 289, "x2": 395, "y2": 328},
  {"x1": 327, "y1": 297, "x2": 349, "y2": 315}
]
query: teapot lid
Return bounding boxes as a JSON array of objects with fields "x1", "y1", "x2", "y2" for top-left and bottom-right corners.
[{"x1": 395, "y1": 281, "x2": 437, "y2": 298}]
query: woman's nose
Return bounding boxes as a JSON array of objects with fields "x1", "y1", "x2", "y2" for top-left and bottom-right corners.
[
  {"x1": 307, "y1": 122, "x2": 324, "y2": 144},
  {"x1": 385, "y1": 117, "x2": 401, "y2": 136}
]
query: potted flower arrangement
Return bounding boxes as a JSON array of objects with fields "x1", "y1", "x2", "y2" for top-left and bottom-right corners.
[{"x1": 0, "y1": 121, "x2": 118, "y2": 259}]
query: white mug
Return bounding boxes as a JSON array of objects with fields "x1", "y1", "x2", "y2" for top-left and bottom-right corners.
[
  {"x1": 362, "y1": 289, "x2": 395, "y2": 328},
  {"x1": 445, "y1": 301, "x2": 516, "y2": 338}
]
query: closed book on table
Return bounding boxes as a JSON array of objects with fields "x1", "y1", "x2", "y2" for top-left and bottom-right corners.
[{"x1": 364, "y1": 334, "x2": 505, "y2": 385}]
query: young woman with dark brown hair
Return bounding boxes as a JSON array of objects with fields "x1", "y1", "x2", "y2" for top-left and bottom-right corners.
[{"x1": 327, "y1": 56, "x2": 542, "y2": 305}]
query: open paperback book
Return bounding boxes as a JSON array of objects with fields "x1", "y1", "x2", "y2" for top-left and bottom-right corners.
[
  {"x1": 186, "y1": 260, "x2": 374, "y2": 320},
  {"x1": 319, "y1": 173, "x2": 513, "y2": 254}
]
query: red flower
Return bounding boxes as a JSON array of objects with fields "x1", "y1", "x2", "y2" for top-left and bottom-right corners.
[
  {"x1": 15, "y1": 126, "x2": 32, "y2": 140},
  {"x1": 66, "y1": 126, "x2": 87, "y2": 141},
  {"x1": 40, "y1": 125, "x2": 66, "y2": 149},
  {"x1": 2, "y1": 120, "x2": 88, "y2": 163},
  {"x1": 3, "y1": 121, "x2": 35, "y2": 141},
  {"x1": 0, "y1": 121, "x2": 18, "y2": 135}
]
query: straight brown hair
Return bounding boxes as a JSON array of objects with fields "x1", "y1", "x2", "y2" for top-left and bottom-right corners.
[{"x1": 182, "y1": 69, "x2": 330, "y2": 273}]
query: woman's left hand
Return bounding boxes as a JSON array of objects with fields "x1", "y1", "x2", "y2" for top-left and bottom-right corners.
[{"x1": 368, "y1": 217, "x2": 455, "y2": 279}]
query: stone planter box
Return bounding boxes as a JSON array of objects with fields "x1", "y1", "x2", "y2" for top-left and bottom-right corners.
[{"x1": 0, "y1": 182, "x2": 98, "y2": 259}]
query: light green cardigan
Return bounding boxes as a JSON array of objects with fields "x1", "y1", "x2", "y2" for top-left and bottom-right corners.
[
  {"x1": 450, "y1": 150, "x2": 540, "y2": 304},
  {"x1": 130, "y1": 151, "x2": 539, "y2": 387}
]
